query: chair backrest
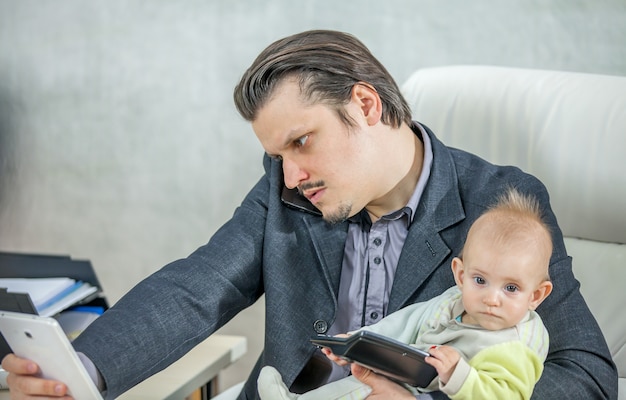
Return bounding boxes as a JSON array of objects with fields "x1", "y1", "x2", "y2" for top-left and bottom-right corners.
[{"x1": 401, "y1": 65, "x2": 626, "y2": 398}]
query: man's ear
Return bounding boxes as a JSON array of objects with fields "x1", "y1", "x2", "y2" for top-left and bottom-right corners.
[
  {"x1": 451, "y1": 257, "x2": 465, "y2": 288},
  {"x1": 351, "y1": 82, "x2": 382, "y2": 126},
  {"x1": 528, "y1": 280, "x2": 553, "y2": 311}
]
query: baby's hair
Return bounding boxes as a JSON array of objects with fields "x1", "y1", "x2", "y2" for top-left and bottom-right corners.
[
  {"x1": 490, "y1": 187, "x2": 552, "y2": 240},
  {"x1": 462, "y1": 187, "x2": 553, "y2": 280},
  {"x1": 492, "y1": 187, "x2": 542, "y2": 216}
]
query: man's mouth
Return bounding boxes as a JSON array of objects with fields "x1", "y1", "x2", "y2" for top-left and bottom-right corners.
[
  {"x1": 303, "y1": 188, "x2": 325, "y2": 204},
  {"x1": 299, "y1": 181, "x2": 326, "y2": 204}
]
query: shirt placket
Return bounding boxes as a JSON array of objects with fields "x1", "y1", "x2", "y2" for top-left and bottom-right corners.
[{"x1": 362, "y1": 221, "x2": 387, "y2": 326}]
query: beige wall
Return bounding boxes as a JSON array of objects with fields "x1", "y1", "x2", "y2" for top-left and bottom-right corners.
[{"x1": 1, "y1": 0, "x2": 625, "y2": 391}]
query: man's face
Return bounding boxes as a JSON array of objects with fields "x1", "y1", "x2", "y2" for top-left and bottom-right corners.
[{"x1": 252, "y1": 78, "x2": 378, "y2": 223}]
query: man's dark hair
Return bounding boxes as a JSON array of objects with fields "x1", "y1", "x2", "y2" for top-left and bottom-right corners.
[{"x1": 233, "y1": 30, "x2": 412, "y2": 128}]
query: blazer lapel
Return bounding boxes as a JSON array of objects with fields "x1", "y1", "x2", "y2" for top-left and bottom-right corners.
[
  {"x1": 389, "y1": 126, "x2": 466, "y2": 312},
  {"x1": 388, "y1": 219, "x2": 451, "y2": 312},
  {"x1": 304, "y1": 217, "x2": 348, "y2": 301}
]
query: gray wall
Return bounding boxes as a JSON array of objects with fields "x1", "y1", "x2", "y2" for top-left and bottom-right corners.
[{"x1": 1, "y1": 0, "x2": 625, "y2": 392}]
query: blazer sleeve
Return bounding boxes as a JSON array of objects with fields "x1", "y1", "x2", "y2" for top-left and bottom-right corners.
[
  {"x1": 72, "y1": 167, "x2": 272, "y2": 399},
  {"x1": 531, "y1": 249, "x2": 618, "y2": 399}
]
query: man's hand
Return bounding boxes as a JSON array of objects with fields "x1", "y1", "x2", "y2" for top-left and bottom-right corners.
[
  {"x1": 320, "y1": 346, "x2": 351, "y2": 366},
  {"x1": 320, "y1": 333, "x2": 352, "y2": 366},
  {"x1": 1, "y1": 353, "x2": 71, "y2": 399},
  {"x1": 424, "y1": 345, "x2": 461, "y2": 384},
  {"x1": 351, "y1": 363, "x2": 415, "y2": 400}
]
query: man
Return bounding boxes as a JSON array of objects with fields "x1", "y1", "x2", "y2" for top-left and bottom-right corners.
[{"x1": 2, "y1": 30, "x2": 617, "y2": 399}]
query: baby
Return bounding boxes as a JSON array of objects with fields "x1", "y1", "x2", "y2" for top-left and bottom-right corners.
[{"x1": 258, "y1": 188, "x2": 554, "y2": 399}]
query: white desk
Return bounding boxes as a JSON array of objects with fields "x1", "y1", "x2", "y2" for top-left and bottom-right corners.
[
  {"x1": 0, "y1": 334, "x2": 247, "y2": 400},
  {"x1": 118, "y1": 334, "x2": 246, "y2": 399}
]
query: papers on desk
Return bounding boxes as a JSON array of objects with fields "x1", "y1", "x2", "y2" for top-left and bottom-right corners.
[
  {"x1": 0, "y1": 277, "x2": 98, "y2": 317},
  {"x1": 56, "y1": 308, "x2": 102, "y2": 340}
]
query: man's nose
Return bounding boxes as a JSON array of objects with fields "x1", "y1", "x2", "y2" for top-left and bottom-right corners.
[{"x1": 282, "y1": 158, "x2": 307, "y2": 189}]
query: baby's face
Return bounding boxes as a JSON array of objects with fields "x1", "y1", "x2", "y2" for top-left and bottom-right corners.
[{"x1": 453, "y1": 235, "x2": 551, "y2": 331}]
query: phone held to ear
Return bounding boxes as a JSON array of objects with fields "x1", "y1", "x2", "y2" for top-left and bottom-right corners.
[{"x1": 281, "y1": 186, "x2": 322, "y2": 216}]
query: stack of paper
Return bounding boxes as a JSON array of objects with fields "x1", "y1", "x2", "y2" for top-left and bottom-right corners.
[
  {"x1": 0, "y1": 277, "x2": 98, "y2": 317},
  {"x1": 56, "y1": 309, "x2": 102, "y2": 340}
]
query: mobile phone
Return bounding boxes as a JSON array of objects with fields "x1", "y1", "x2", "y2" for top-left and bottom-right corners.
[
  {"x1": 280, "y1": 186, "x2": 322, "y2": 216},
  {"x1": 0, "y1": 311, "x2": 103, "y2": 399}
]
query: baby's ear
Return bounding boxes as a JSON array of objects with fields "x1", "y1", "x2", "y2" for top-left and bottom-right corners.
[
  {"x1": 529, "y1": 280, "x2": 553, "y2": 310},
  {"x1": 451, "y1": 257, "x2": 465, "y2": 288}
]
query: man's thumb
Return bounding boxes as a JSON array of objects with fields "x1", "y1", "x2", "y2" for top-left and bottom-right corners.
[{"x1": 351, "y1": 364, "x2": 373, "y2": 383}]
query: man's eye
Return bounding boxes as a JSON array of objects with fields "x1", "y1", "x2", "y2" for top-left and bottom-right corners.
[{"x1": 295, "y1": 135, "x2": 309, "y2": 147}]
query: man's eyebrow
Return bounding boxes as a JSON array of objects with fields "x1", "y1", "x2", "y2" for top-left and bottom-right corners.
[
  {"x1": 264, "y1": 129, "x2": 304, "y2": 158},
  {"x1": 280, "y1": 127, "x2": 306, "y2": 149}
]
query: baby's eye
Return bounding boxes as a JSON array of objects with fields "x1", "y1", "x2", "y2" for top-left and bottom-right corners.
[
  {"x1": 473, "y1": 276, "x2": 486, "y2": 285},
  {"x1": 294, "y1": 135, "x2": 309, "y2": 147},
  {"x1": 505, "y1": 284, "x2": 518, "y2": 293}
]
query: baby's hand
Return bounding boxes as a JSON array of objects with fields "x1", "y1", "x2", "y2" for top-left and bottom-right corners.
[
  {"x1": 321, "y1": 333, "x2": 351, "y2": 366},
  {"x1": 424, "y1": 345, "x2": 461, "y2": 384}
]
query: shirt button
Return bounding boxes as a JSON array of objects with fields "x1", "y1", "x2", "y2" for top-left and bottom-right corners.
[
  {"x1": 370, "y1": 312, "x2": 379, "y2": 320},
  {"x1": 373, "y1": 238, "x2": 382, "y2": 246},
  {"x1": 313, "y1": 320, "x2": 328, "y2": 334},
  {"x1": 373, "y1": 256, "x2": 382, "y2": 265}
]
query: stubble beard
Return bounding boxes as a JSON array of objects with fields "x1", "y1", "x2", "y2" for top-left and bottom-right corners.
[
  {"x1": 322, "y1": 202, "x2": 353, "y2": 225},
  {"x1": 299, "y1": 181, "x2": 353, "y2": 224}
]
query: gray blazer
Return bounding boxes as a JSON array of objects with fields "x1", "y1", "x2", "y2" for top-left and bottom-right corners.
[{"x1": 73, "y1": 125, "x2": 617, "y2": 399}]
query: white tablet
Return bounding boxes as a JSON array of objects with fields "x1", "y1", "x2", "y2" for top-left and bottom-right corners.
[{"x1": 0, "y1": 311, "x2": 103, "y2": 399}]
